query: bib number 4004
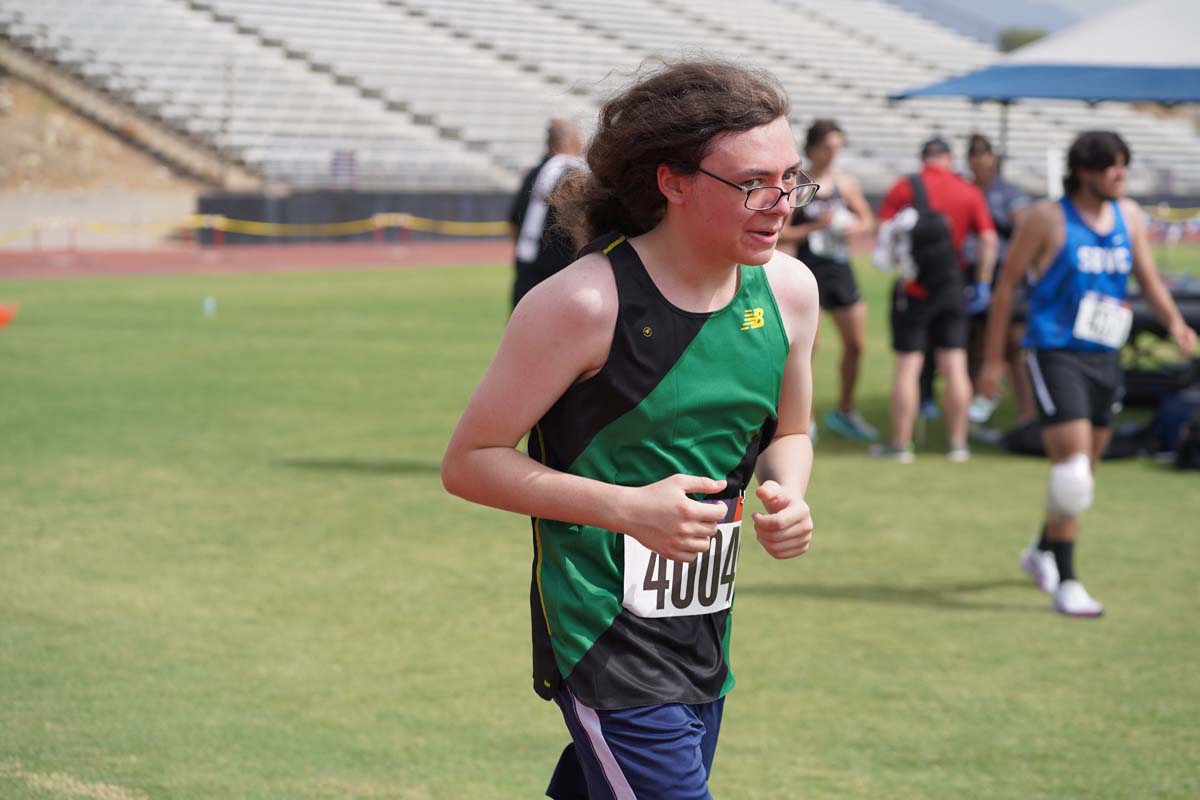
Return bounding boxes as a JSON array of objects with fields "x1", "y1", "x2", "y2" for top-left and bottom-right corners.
[{"x1": 623, "y1": 502, "x2": 743, "y2": 618}]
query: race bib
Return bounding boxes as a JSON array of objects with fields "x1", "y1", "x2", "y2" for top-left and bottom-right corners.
[
  {"x1": 1073, "y1": 291, "x2": 1132, "y2": 349},
  {"x1": 808, "y1": 229, "x2": 850, "y2": 261},
  {"x1": 622, "y1": 496, "x2": 743, "y2": 618}
]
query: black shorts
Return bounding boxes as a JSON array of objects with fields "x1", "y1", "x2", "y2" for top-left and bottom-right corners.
[
  {"x1": 808, "y1": 258, "x2": 861, "y2": 311},
  {"x1": 1026, "y1": 349, "x2": 1124, "y2": 428},
  {"x1": 890, "y1": 282, "x2": 967, "y2": 353}
]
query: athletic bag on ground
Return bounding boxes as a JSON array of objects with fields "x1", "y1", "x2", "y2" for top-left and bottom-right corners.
[
  {"x1": 1175, "y1": 411, "x2": 1200, "y2": 470},
  {"x1": 1158, "y1": 386, "x2": 1200, "y2": 470}
]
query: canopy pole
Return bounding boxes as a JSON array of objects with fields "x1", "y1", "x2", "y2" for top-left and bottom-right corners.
[{"x1": 999, "y1": 101, "x2": 1010, "y2": 175}]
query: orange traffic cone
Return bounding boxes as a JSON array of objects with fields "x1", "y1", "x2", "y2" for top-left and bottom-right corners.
[{"x1": 0, "y1": 304, "x2": 18, "y2": 329}]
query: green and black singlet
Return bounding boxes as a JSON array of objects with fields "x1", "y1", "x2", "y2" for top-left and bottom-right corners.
[{"x1": 527, "y1": 232, "x2": 791, "y2": 710}]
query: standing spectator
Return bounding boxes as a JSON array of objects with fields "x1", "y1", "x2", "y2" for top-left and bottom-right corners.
[
  {"x1": 979, "y1": 130, "x2": 1197, "y2": 617},
  {"x1": 962, "y1": 132, "x2": 1036, "y2": 423},
  {"x1": 780, "y1": 119, "x2": 879, "y2": 441},
  {"x1": 443, "y1": 60, "x2": 819, "y2": 799},
  {"x1": 509, "y1": 118, "x2": 585, "y2": 309},
  {"x1": 871, "y1": 136, "x2": 997, "y2": 461}
]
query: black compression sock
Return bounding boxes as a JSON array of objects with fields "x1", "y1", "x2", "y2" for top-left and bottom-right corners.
[
  {"x1": 1048, "y1": 539, "x2": 1076, "y2": 583},
  {"x1": 1037, "y1": 525, "x2": 1050, "y2": 551}
]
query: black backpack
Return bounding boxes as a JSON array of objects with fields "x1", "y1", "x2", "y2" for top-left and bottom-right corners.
[
  {"x1": 1173, "y1": 388, "x2": 1200, "y2": 470},
  {"x1": 908, "y1": 174, "x2": 961, "y2": 293}
]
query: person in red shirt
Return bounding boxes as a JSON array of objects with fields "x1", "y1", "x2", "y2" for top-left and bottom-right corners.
[{"x1": 871, "y1": 137, "x2": 997, "y2": 462}]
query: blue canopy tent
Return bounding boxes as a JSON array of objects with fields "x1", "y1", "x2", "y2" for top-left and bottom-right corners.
[
  {"x1": 898, "y1": 65, "x2": 1200, "y2": 106},
  {"x1": 891, "y1": 0, "x2": 1200, "y2": 157}
]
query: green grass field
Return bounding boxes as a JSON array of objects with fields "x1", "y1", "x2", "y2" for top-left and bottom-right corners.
[{"x1": 1, "y1": 248, "x2": 1198, "y2": 799}]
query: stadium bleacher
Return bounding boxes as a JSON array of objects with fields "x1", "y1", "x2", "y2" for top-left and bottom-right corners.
[{"x1": 1, "y1": 0, "x2": 1196, "y2": 195}]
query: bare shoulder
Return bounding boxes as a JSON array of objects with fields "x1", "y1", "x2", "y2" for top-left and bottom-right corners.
[
  {"x1": 834, "y1": 169, "x2": 865, "y2": 199},
  {"x1": 1023, "y1": 198, "x2": 1064, "y2": 232},
  {"x1": 831, "y1": 168, "x2": 856, "y2": 191},
  {"x1": 762, "y1": 250, "x2": 818, "y2": 319},
  {"x1": 508, "y1": 251, "x2": 617, "y2": 374},
  {"x1": 515, "y1": 251, "x2": 616, "y2": 329},
  {"x1": 1118, "y1": 197, "x2": 1146, "y2": 231}
]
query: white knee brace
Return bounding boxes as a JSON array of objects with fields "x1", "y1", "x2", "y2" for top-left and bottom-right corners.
[{"x1": 1046, "y1": 453, "x2": 1094, "y2": 518}]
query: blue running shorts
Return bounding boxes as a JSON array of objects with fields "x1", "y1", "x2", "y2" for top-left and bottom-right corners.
[{"x1": 546, "y1": 682, "x2": 725, "y2": 800}]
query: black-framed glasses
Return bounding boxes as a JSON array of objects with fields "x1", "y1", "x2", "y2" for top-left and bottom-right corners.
[{"x1": 696, "y1": 167, "x2": 820, "y2": 210}]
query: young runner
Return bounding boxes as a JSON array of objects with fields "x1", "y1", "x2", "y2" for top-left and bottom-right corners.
[
  {"x1": 980, "y1": 130, "x2": 1197, "y2": 617},
  {"x1": 443, "y1": 60, "x2": 820, "y2": 797}
]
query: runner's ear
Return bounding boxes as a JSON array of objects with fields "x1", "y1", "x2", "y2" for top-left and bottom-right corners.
[{"x1": 657, "y1": 164, "x2": 692, "y2": 206}]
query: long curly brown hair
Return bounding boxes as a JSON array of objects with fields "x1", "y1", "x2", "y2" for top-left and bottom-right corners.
[{"x1": 552, "y1": 59, "x2": 790, "y2": 249}]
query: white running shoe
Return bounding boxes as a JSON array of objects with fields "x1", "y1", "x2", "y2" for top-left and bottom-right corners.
[
  {"x1": 1020, "y1": 545, "x2": 1060, "y2": 593},
  {"x1": 968, "y1": 394, "x2": 998, "y2": 424},
  {"x1": 947, "y1": 445, "x2": 970, "y2": 463},
  {"x1": 1052, "y1": 579, "x2": 1104, "y2": 618},
  {"x1": 868, "y1": 443, "x2": 914, "y2": 463}
]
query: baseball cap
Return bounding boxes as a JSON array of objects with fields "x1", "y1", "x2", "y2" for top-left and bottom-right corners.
[{"x1": 920, "y1": 136, "x2": 951, "y2": 159}]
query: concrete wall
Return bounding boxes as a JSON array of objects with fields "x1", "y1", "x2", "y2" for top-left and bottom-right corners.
[{"x1": 0, "y1": 189, "x2": 198, "y2": 250}]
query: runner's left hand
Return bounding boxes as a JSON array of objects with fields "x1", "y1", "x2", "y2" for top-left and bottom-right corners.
[
  {"x1": 752, "y1": 480, "x2": 813, "y2": 560},
  {"x1": 964, "y1": 281, "x2": 991, "y2": 316},
  {"x1": 1170, "y1": 321, "x2": 1197, "y2": 356}
]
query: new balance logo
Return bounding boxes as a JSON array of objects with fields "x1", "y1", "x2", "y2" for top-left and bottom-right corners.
[{"x1": 741, "y1": 308, "x2": 765, "y2": 331}]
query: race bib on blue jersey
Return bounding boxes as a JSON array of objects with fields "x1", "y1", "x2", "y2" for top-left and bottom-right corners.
[
  {"x1": 1073, "y1": 291, "x2": 1132, "y2": 349},
  {"x1": 622, "y1": 496, "x2": 743, "y2": 618}
]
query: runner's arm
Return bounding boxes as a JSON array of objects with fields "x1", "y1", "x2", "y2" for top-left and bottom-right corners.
[
  {"x1": 779, "y1": 216, "x2": 827, "y2": 246},
  {"x1": 971, "y1": 185, "x2": 998, "y2": 283},
  {"x1": 840, "y1": 173, "x2": 875, "y2": 236},
  {"x1": 755, "y1": 272, "x2": 817, "y2": 494},
  {"x1": 441, "y1": 257, "x2": 727, "y2": 561},
  {"x1": 975, "y1": 230, "x2": 999, "y2": 284},
  {"x1": 753, "y1": 256, "x2": 819, "y2": 559},
  {"x1": 979, "y1": 202, "x2": 1052, "y2": 398},
  {"x1": 1123, "y1": 199, "x2": 1198, "y2": 355}
]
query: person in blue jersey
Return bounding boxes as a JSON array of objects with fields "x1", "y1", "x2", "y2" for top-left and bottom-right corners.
[
  {"x1": 979, "y1": 131, "x2": 1197, "y2": 617},
  {"x1": 443, "y1": 61, "x2": 820, "y2": 798}
]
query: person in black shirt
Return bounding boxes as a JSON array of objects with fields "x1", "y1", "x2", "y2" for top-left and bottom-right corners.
[
  {"x1": 509, "y1": 118, "x2": 585, "y2": 309},
  {"x1": 963, "y1": 133, "x2": 1036, "y2": 423},
  {"x1": 780, "y1": 119, "x2": 879, "y2": 441}
]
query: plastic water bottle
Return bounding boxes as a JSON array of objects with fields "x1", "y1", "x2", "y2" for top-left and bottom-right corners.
[
  {"x1": 968, "y1": 393, "x2": 998, "y2": 424},
  {"x1": 202, "y1": 296, "x2": 217, "y2": 318}
]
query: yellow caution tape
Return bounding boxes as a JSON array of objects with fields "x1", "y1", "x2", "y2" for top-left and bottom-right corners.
[
  {"x1": 0, "y1": 227, "x2": 34, "y2": 244},
  {"x1": 80, "y1": 219, "x2": 187, "y2": 234},
  {"x1": 0, "y1": 212, "x2": 510, "y2": 241},
  {"x1": 1147, "y1": 206, "x2": 1200, "y2": 224},
  {"x1": 396, "y1": 214, "x2": 510, "y2": 236},
  {"x1": 215, "y1": 216, "x2": 381, "y2": 237},
  {"x1": 3, "y1": 205, "x2": 1196, "y2": 245},
  {"x1": 187, "y1": 212, "x2": 508, "y2": 237}
]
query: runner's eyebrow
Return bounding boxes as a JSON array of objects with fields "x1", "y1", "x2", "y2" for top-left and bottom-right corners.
[{"x1": 733, "y1": 162, "x2": 804, "y2": 179}]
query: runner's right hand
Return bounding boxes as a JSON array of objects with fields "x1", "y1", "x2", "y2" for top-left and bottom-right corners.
[
  {"x1": 621, "y1": 475, "x2": 728, "y2": 563},
  {"x1": 977, "y1": 359, "x2": 1006, "y2": 402}
]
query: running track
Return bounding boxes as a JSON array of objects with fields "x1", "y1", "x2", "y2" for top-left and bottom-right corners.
[{"x1": 0, "y1": 241, "x2": 513, "y2": 280}]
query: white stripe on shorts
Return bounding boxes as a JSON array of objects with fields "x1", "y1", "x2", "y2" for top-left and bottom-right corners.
[
  {"x1": 570, "y1": 693, "x2": 637, "y2": 800},
  {"x1": 1026, "y1": 351, "x2": 1057, "y2": 416}
]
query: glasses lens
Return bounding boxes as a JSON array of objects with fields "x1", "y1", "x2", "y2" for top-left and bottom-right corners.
[
  {"x1": 789, "y1": 183, "x2": 819, "y2": 208},
  {"x1": 745, "y1": 187, "x2": 782, "y2": 211}
]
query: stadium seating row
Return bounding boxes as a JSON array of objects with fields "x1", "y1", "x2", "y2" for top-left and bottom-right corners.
[{"x1": 1, "y1": 0, "x2": 1196, "y2": 194}]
